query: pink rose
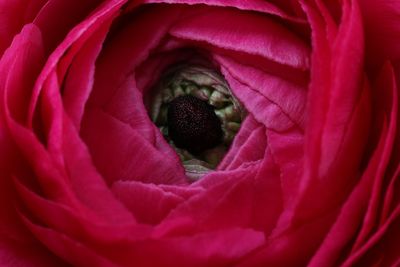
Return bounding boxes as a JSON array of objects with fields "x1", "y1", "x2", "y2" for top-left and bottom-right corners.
[{"x1": 0, "y1": 0, "x2": 399, "y2": 266}]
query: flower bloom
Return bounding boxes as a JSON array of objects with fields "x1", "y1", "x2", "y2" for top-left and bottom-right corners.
[{"x1": 0, "y1": 0, "x2": 399, "y2": 266}]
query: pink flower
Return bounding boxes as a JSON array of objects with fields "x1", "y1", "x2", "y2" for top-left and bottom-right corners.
[{"x1": 0, "y1": 0, "x2": 398, "y2": 266}]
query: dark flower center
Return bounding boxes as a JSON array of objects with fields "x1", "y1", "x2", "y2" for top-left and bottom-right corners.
[
  {"x1": 148, "y1": 63, "x2": 245, "y2": 180},
  {"x1": 167, "y1": 95, "x2": 223, "y2": 154}
]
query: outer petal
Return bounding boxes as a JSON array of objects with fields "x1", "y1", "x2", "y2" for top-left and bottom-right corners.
[
  {"x1": 360, "y1": 0, "x2": 400, "y2": 69},
  {"x1": 0, "y1": 24, "x2": 65, "y2": 266},
  {"x1": 308, "y1": 63, "x2": 399, "y2": 266},
  {"x1": 0, "y1": 0, "x2": 48, "y2": 57}
]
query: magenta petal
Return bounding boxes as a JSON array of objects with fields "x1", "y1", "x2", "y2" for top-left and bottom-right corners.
[
  {"x1": 304, "y1": 0, "x2": 366, "y2": 181},
  {"x1": 20, "y1": 214, "x2": 118, "y2": 267},
  {"x1": 266, "y1": 127, "x2": 304, "y2": 208},
  {"x1": 288, "y1": 81, "x2": 371, "y2": 237},
  {"x1": 81, "y1": 108, "x2": 187, "y2": 185},
  {"x1": 195, "y1": 160, "x2": 263, "y2": 189},
  {"x1": 88, "y1": 5, "x2": 182, "y2": 108},
  {"x1": 170, "y1": 7, "x2": 310, "y2": 69},
  {"x1": 308, "y1": 105, "x2": 395, "y2": 266},
  {"x1": 0, "y1": 238, "x2": 65, "y2": 267},
  {"x1": 299, "y1": 0, "x2": 334, "y2": 183},
  {"x1": 32, "y1": 0, "x2": 111, "y2": 54},
  {"x1": 360, "y1": 0, "x2": 400, "y2": 68},
  {"x1": 316, "y1": 3, "x2": 365, "y2": 177},
  {"x1": 102, "y1": 75, "x2": 157, "y2": 144},
  {"x1": 5, "y1": 99, "x2": 135, "y2": 226},
  {"x1": 221, "y1": 65, "x2": 295, "y2": 131},
  {"x1": 99, "y1": 74, "x2": 179, "y2": 157},
  {"x1": 0, "y1": 0, "x2": 47, "y2": 57},
  {"x1": 142, "y1": 0, "x2": 305, "y2": 22},
  {"x1": 0, "y1": 24, "x2": 50, "y2": 249},
  {"x1": 135, "y1": 48, "x2": 202, "y2": 94},
  {"x1": 159, "y1": 184, "x2": 204, "y2": 199},
  {"x1": 0, "y1": 0, "x2": 21, "y2": 54},
  {"x1": 129, "y1": 228, "x2": 265, "y2": 266},
  {"x1": 4, "y1": 63, "x2": 135, "y2": 227},
  {"x1": 14, "y1": 178, "x2": 149, "y2": 245},
  {"x1": 156, "y1": 150, "x2": 281, "y2": 237},
  {"x1": 0, "y1": 24, "x2": 44, "y2": 124},
  {"x1": 0, "y1": 0, "x2": 26, "y2": 55},
  {"x1": 236, "y1": 210, "x2": 338, "y2": 267},
  {"x1": 155, "y1": 169, "x2": 258, "y2": 237},
  {"x1": 218, "y1": 115, "x2": 262, "y2": 170},
  {"x1": 225, "y1": 126, "x2": 267, "y2": 171},
  {"x1": 350, "y1": 63, "x2": 399, "y2": 252},
  {"x1": 61, "y1": 115, "x2": 137, "y2": 224},
  {"x1": 0, "y1": 25, "x2": 47, "y2": 247},
  {"x1": 27, "y1": 0, "x2": 125, "y2": 126},
  {"x1": 158, "y1": 229, "x2": 264, "y2": 265},
  {"x1": 62, "y1": 19, "x2": 112, "y2": 129},
  {"x1": 217, "y1": 55, "x2": 307, "y2": 129},
  {"x1": 290, "y1": 1, "x2": 368, "y2": 223},
  {"x1": 37, "y1": 67, "x2": 135, "y2": 225},
  {"x1": 112, "y1": 181, "x2": 186, "y2": 224},
  {"x1": 342, "y1": 205, "x2": 400, "y2": 267},
  {"x1": 380, "y1": 165, "x2": 400, "y2": 222}
]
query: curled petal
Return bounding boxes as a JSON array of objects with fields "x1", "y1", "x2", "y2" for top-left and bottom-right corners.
[{"x1": 170, "y1": 7, "x2": 310, "y2": 69}]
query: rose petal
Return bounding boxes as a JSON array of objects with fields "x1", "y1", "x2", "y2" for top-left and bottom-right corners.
[
  {"x1": 135, "y1": 48, "x2": 205, "y2": 94},
  {"x1": 217, "y1": 114, "x2": 266, "y2": 171},
  {"x1": 224, "y1": 126, "x2": 267, "y2": 171},
  {"x1": 156, "y1": 149, "x2": 281, "y2": 238},
  {"x1": 112, "y1": 181, "x2": 186, "y2": 224},
  {"x1": 342, "y1": 205, "x2": 400, "y2": 267},
  {"x1": 301, "y1": 0, "x2": 366, "y2": 184},
  {"x1": 350, "y1": 63, "x2": 398, "y2": 251},
  {"x1": 62, "y1": 114, "x2": 138, "y2": 223},
  {"x1": 20, "y1": 214, "x2": 119, "y2": 267},
  {"x1": 170, "y1": 7, "x2": 310, "y2": 69},
  {"x1": 308, "y1": 73, "x2": 396, "y2": 265},
  {"x1": 216, "y1": 55, "x2": 307, "y2": 129},
  {"x1": 81, "y1": 108, "x2": 187, "y2": 185},
  {"x1": 87, "y1": 5, "x2": 183, "y2": 108},
  {"x1": 28, "y1": 0, "x2": 126, "y2": 126},
  {"x1": 3, "y1": 50, "x2": 136, "y2": 228},
  {"x1": 131, "y1": 228, "x2": 265, "y2": 267},
  {"x1": 289, "y1": 0, "x2": 368, "y2": 224},
  {"x1": 316, "y1": 0, "x2": 365, "y2": 176},
  {"x1": 0, "y1": 0, "x2": 47, "y2": 57},
  {"x1": 142, "y1": 0, "x2": 306, "y2": 22},
  {"x1": 0, "y1": 0, "x2": 26, "y2": 55},
  {"x1": 0, "y1": 23, "x2": 45, "y2": 239},
  {"x1": 1, "y1": 24, "x2": 44, "y2": 124},
  {"x1": 15, "y1": 178, "x2": 150, "y2": 244},
  {"x1": 32, "y1": 0, "x2": 107, "y2": 54},
  {"x1": 62, "y1": 17, "x2": 113, "y2": 130},
  {"x1": 266, "y1": 127, "x2": 304, "y2": 208},
  {"x1": 220, "y1": 65, "x2": 296, "y2": 132},
  {"x1": 360, "y1": 0, "x2": 400, "y2": 68},
  {"x1": 159, "y1": 184, "x2": 204, "y2": 198},
  {"x1": 149, "y1": 34, "x2": 308, "y2": 87},
  {"x1": 236, "y1": 209, "x2": 338, "y2": 267},
  {"x1": 0, "y1": 238, "x2": 65, "y2": 267}
]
